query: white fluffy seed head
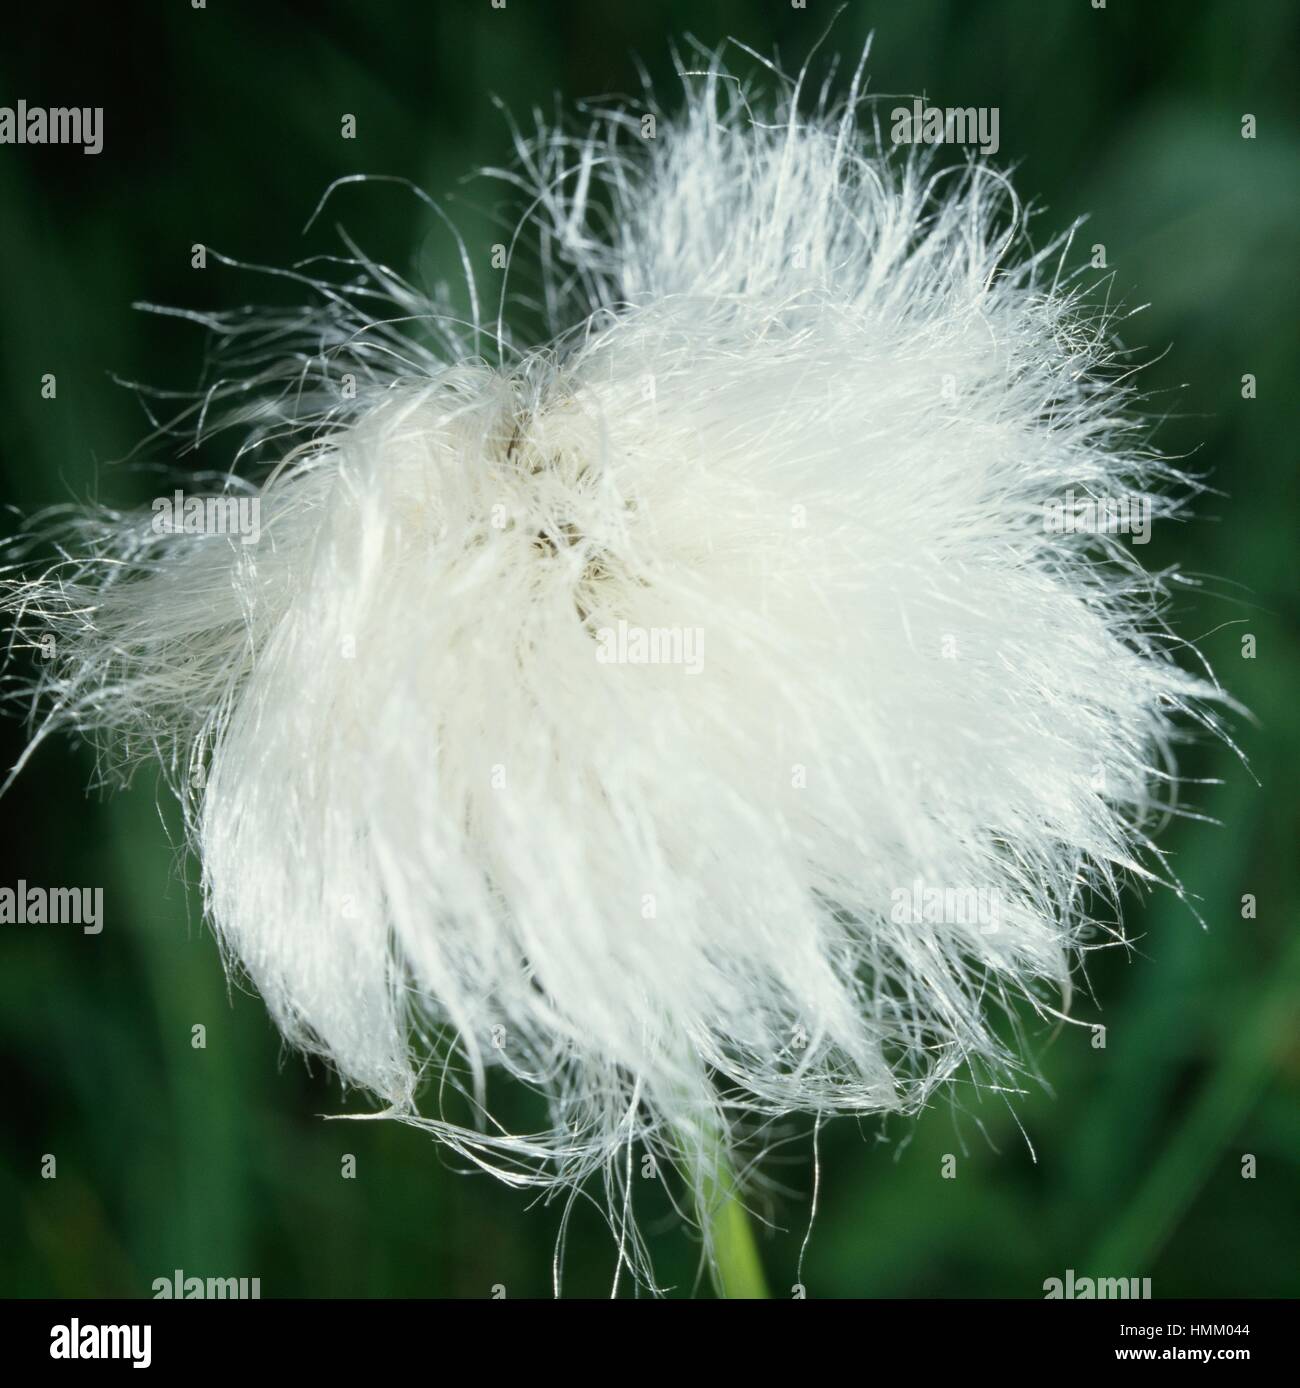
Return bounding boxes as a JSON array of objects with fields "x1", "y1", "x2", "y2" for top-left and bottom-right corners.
[{"x1": 2, "y1": 51, "x2": 1224, "y2": 1261}]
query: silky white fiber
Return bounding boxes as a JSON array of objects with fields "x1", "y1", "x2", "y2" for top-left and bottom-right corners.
[{"x1": 0, "y1": 45, "x2": 1227, "y2": 1282}]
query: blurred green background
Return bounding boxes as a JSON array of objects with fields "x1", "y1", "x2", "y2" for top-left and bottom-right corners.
[{"x1": 0, "y1": 0, "x2": 1296, "y2": 1298}]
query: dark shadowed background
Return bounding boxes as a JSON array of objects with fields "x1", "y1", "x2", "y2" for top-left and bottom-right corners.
[{"x1": 0, "y1": 0, "x2": 1296, "y2": 1298}]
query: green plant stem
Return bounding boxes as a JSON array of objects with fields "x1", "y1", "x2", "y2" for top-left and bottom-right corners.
[{"x1": 696, "y1": 1147, "x2": 770, "y2": 1298}]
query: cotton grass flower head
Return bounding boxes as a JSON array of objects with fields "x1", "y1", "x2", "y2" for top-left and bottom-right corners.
[{"x1": 1, "y1": 45, "x2": 1225, "y2": 1287}]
